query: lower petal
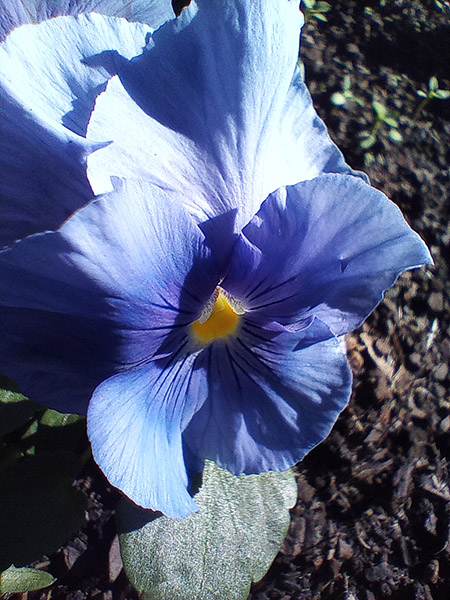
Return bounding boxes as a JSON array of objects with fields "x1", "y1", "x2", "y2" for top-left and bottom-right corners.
[
  {"x1": 87, "y1": 361, "x2": 199, "y2": 518},
  {"x1": 183, "y1": 319, "x2": 352, "y2": 475}
]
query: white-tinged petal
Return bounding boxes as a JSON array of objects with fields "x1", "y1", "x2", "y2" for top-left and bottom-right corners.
[
  {"x1": 0, "y1": 0, "x2": 174, "y2": 40},
  {"x1": 87, "y1": 0, "x2": 360, "y2": 228},
  {"x1": 0, "y1": 13, "x2": 151, "y2": 136},
  {"x1": 88, "y1": 363, "x2": 199, "y2": 518}
]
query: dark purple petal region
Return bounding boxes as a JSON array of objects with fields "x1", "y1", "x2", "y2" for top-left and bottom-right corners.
[{"x1": 0, "y1": 85, "x2": 95, "y2": 248}]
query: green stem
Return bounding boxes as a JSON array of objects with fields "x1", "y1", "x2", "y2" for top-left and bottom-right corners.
[
  {"x1": 370, "y1": 118, "x2": 382, "y2": 138},
  {"x1": 413, "y1": 97, "x2": 430, "y2": 120}
]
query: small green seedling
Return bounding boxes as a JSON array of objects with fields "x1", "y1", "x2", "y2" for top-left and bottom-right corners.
[
  {"x1": 434, "y1": 1, "x2": 450, "y2": 11},
  {"x1": 302, "y1": 0, "x2": 331, "y2": 22},
  {"x1": 360, "y1": 101, "x2": 403, "y2": 149},
  {"x1": 331, "y1": 75, "x2": 364, "y2": 107},
  {"x1": 414, "y1": 76, "x2": 450, "y2": 119}
]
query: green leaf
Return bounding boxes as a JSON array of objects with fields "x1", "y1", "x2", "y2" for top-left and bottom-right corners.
[
  {"x1": 0, "y1": 451, "x2": 87, "y2": 570},
  {"x1": 0, "y1": 388, "x2": 38, "y2": 437},
  {"x1": 0, "y1": 565, "x2": 55, "y2": 594},
  {"x1": 118, "y1": 462, "x2": 297, "y2": 600},
  {"x1": 416, "y1": 90, "x2": 427, "y2": 98},
  {"x1": 360, "y1": 134, "x2": 376, "y2": 149},
  {"x1": 429, "y1": 76, "x2": 439, "y2": 91},
  {"x1": 39, "y1": 408, "x2": 83, "y2": 428},
  {"x1": 388, "y1": 129, "x2": 403, "y2": 143},
  {"x1": 331, "y1": 92, "x2": 347, "y2": 106},
  {"x1": 384, "y1": 116, "x2": 398, "y2": 128},
  {"x1": 372, "y1": 101, "x2": 387, "y2": 119},
  {"x1": 435, "y1": 89, "x2": 450, "y2": 99},
  {"x1": 364, "y1": 151, "x2": 375, "y2": 165},
  {"x1": 316, "y1": 1, "x2": 331, "y2": 11},
  {"x1": 35, "y1": 409, "x2": 86, "y2": 454}
]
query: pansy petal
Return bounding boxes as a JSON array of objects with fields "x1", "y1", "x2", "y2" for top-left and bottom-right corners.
[
  {"x1": 273, "y1": 67, "x2": 368, "y2": 187},
  {"x1": 223, "y1": 174, "x2": 432, "y2": 335},
  {"x1": 0, "y1": 178, "x2": 219, "y2": 412},
  {"x1": 183, "y1": 318, "x2": 352, "y2": 475},
  {"x1": 0, "y1": 13, "x2": 151, "y2": 136},
  {"x1": 0, "y1": 85, "x2": 95, "y2": 248},
  {"x1": 0, "y1": 0, "x2": 174, "y2": 40},
  {"x1": 88, "y1": 361, "x2": 199, "y2": 518},
  {"x1": 87, "y1": 0, "x2": 355, "y2": 227}
]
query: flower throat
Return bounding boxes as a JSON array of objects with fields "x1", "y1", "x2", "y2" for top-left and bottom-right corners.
[{"x1": 191, "y1": 287, "x2": 243, "y2": 345}]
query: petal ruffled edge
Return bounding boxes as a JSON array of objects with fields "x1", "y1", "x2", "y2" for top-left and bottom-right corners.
[
  {"x1": 0, "y1": 82, "x2": 96, "y2": 248},
  {"x1": 0, "y1": 0, "x2": 174, "y2": 40},
  {"x1": 0, "y1": 13, "x2": 152, "y2": 136}
]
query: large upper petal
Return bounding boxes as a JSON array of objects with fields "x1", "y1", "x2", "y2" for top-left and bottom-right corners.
[
  {"x1": 0, "y1": 86, "x2": 95, "y2": 248},
  {"x1": 0, "y1": 178, "x2": 219, "y2": 413},
  {"x1": 0, "y1": 12, "x2": 158, "y2": 245},
  {"x1": 182, "y1": 318, "x2": 352, "y2": 476},
  {"x1": 87, "y1": 0, "x2": 357, "y2": 228},
  {"x1": 222, "y1": 174, "x2": 433, "y2": 336},
  {"x1": 0, "y1": 13, "x2": 152, "y2": 136},
  {"x1": 0, "y1": 0, "x2": 174, "y2": 41}
]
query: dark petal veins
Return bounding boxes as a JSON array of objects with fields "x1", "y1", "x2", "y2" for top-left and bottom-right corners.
[
  {"x1": 182, "y1": 318, "x2": 352, "y2": 476},
  {"x1": 87, "y1": 356, "x2": 199, "y2": 518},
  {"x1": 0, "y1": 179, "x2": 219, "y2": 413}
]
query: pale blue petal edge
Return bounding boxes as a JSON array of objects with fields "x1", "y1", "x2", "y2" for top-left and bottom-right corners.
[
  {"x1": 0, "y1": 13, "x2": 152, "y2": 136},
  {"x1": 88, "y1": 363, "x2": 199, "y2": 518},
  {"x1": 0, "y1": 0, "x2": 175, "y2": 40}
]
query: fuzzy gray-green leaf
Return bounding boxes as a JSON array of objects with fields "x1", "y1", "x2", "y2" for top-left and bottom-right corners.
[
  {"x1": 0, "y1": 388, "x2": 38, "y2": 437},
  {"x1": 0, "y1": 565, "x2": 55, "y2": 594},
  {"x1": 118, "y1": 462, "x2": 297, "y2": 600}
]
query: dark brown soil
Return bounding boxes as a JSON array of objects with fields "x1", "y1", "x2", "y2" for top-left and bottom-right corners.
[{"x1": 10, "y1": 1, "x2": 450, "y2": 599}]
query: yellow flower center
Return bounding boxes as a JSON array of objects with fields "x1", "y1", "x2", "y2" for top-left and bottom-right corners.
[{"x1": 191, "y1": 288, "x2": 242, "y2": 345}]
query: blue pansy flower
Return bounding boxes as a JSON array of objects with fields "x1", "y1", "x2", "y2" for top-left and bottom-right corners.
[{"x1": 0, "y1": 0, "x2": 431, "y2": 518}]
